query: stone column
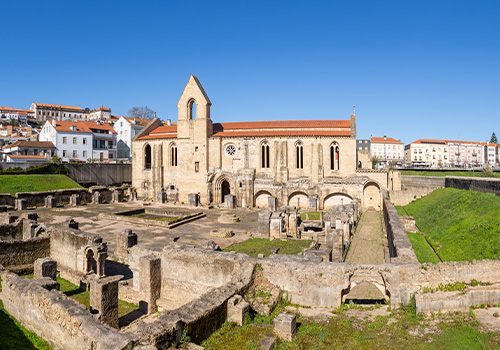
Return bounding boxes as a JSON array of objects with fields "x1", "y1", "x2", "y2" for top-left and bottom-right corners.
[
  {"x1": 34, "y1": 257, "x2": 57, "y2": 281},
  {"x1": 112, "y1": 190, "x2": 122, "y2": 203},
  {"x1": 15, "y1": 199, "x2": 27, "y2": 210},
  {"x1": 227, "y1": 295, "x2": 249, "y2": 326},
  {"x1": 269, "y1": 212, "x2": 284, "y2": 240},
  {"x1": 92, "y1": 192, "x2": 102, "y2": 204},
  {"x1": 188, "y1": 193, "x2": 200, "y2": 207},
  {"x1": 70, "y1": 194, "x2": 81, "y2": 206},
  {"x1": 116, "y1": 229, "x2": 138, "y2": 257},
  {"x1": 224, "y1": 195, "x2": 237, "y2": 209},
  {"x1": 44, "y1": 195, "x2": 57, "y2": 208},
  {"x1": 274, "y1": 313, "x2": 296, "y2": 341},
  {"x1": 139, "y1": 255, "x2": 161, "y2": 314},
  {"x1": 90, "y1": 275, "x2": 122, "y2": 328},
  {"x1": 268, "y1": 196, "x2": 278, "y2": 211}
]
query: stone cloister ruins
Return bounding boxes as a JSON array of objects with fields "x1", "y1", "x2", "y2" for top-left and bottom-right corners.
[{"x1": 1, "y1": 78, "x2": 500, "y2": 349}]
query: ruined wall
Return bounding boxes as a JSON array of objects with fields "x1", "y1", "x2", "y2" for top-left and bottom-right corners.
[
  {"x1": 382, "y1": 197, "x2": 418, "y2": 263},
  {"x1": 445, "y1": 176, "x2": 500, "y2": 195},
  {"x1": 0, "y1": 237, "x2": 50, "y2": 268},
  {"x1": 0, "y1": 193, "x2": 15, "y2": 206},
  {"x1": 64, "y1": 163, "x2": 132, "y2": 186},
  {"x1": 0, "y1": 268, "x2": 135, "y2": 350},
  {"x1": 16, "y1": 188, "x2": 91, "y2": 207}
]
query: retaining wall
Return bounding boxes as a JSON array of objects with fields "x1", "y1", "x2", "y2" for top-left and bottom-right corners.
[
  {"x1": 0, "y1": 236, "x2": 50, "y2": 268},
  {"x1": 64, "y1": 163, "x2": 131, "y2": 186},
  {"x1": 445, "y1": 176, "x2": 500, "y2": 195},
  {"x1": 16, "y1": 188, "x2": 91, "y2": 207}
]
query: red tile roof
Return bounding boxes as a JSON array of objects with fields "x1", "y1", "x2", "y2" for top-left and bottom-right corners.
[
  {"x1": 122, "y1": 116, "x2": 153, "y2": 127},
  {"x1": 51, "y1": 121, "x2": 92, "y2": 133},
  {"x1": 214, "y1": 120, "x2": 350, "y2": 130},
  {"x1": 371, "y1": 137, "x2": 403, "y2": 144},
  {"x1": 137, "y1": 133, "x2": 178, "y2": 140},
  {"x1": 78, "y1": 121, "x2": 117, "y2": 134},
  {"x1": 3, "y1": 141, "x2": 55, "y2": 149},
  {"x1": 149, "y1": 125, "x2": 178, "y2": 134},
  {"x1": 97, "y1": 106, "x2": 110, "y2": 111},
  {"x1": 0, "y1": 107, "x2": 33, "y2": 113},
  {"x1": 35, "y1": 103, "x2": 83, "y2": 110},
  {"x1": 212, "y1": 130, "x2": 352, "y2": 137},
  {"x1": 7, "y1": 155, "x2": 47, "y2": 159}
]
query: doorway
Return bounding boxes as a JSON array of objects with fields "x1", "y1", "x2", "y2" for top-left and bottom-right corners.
[{"x1": 221, "y1": 180, "x2": 230, "y2": 203}]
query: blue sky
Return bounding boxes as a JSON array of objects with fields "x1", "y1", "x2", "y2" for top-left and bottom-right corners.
[{"x1": 1, "y1": 0, "x2": 499, "y2": 144}]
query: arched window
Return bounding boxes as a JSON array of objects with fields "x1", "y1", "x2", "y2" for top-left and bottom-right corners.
[
  {"x1": 188, "y1": 99, "x2": 197, "y2": 119},
  {"x1": 144, "y1": 144, "x2": 151, "y2": 169},
  {"x1": 296, "y1": 142, "x2": 303, "y2": 169},
  {"x1": 330, "y1": 144, "x2": 340, "y2": 170},
  {"x1": 261, "y1": 142, "x2": 270, "y2": 168},
  {"x1": 170, "y1": 143, "x2": 177, "y2": 167}
]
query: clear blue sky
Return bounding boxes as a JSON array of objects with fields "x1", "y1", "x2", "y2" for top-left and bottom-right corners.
[{"x1": 1, "y1": 0, "x2": 499, "y2": 144}]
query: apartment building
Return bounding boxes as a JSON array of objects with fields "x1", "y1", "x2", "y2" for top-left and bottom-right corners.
[
  {"x1": 404, "y1": 139, "x2": 450, "y2": 167},
  {"x1": 39, "y1": 120, "x2": 116, "y2": 162},
  {"x1": 447, "y1": 141, "x2": 485, "y2": 167},
  {"x1": 484, "y1": 143, "x2": 499, "y2": 167},
  {"x1": 113, "y1": 116, "x2": 151, "y2": 159},
  {"x1": 0, "y1": 107, "x2": 34, "y2": 124},
  {"x1": 30, "y1": 103, "x2": 111, "y2": 122},
  {"x1": 370, "y1": 136, "x2": 404, "y2": 165}
]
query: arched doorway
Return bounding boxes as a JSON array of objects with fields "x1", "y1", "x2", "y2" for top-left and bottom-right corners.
[
  {"x1": 85, "y1": 249, "x2": 97, "y2": 274},
  {"x1": 324, "y1": 193, "x2": 353, "y2": 210},
  {"x1": 221, "y1": 180, "x2": 230, "y2": 203},
  {"x1": 288, "y1": 192, "x2": 308, "y2": 209},
  {"x1": 363, "y1": 182, "x2": 381, "y2": 211},
  {"x1": 255, "y1": 191, "x2": 272, "y2": 208}
]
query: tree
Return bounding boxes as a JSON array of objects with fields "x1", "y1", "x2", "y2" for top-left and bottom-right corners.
[
  {"x1": 128, "y1": 106, "x2": 155, "y2": 119},
  {"x1": 490, "y1": 132, "x2": 498, "y2": 144}
]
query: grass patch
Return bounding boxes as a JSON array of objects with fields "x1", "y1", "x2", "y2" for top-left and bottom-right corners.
[
  {"x1": 300, "y1": 211, "x2": 323, "y2": 220},
  {"x1": 404, "y1": 188, "x2": 500, "y2": 261},
  {"x1": 0, "y1": 175, "x2": 82, "y2": 196},
  {"x1": 407, "y1": 232, "x2": 440, "y2": 264},
  {"x1": 130, "y1": 213, "x2": 179, "y2": 222},
  {"x1": 395, "y1": 205, "x2": 407, "y2": 216},
  {"x1": 401, "y1": 170, "x2": 500, "y2": 178},
  {"x1": 223, "y1": 238, "x2": 313, "y2": 257}
]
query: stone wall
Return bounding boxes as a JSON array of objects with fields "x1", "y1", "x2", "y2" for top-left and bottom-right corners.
[
  {"x1": 64, "y1": 163, "x2": 132, "y2": 186},
  {"x1": 402, "y1": 175, "x2": 446, "y2": 188},
  {"x1": 382, "y1": 197, "x2": 418, "y2": 263},
  {"x1": 0, "y1": 268, "x2": 135, "y2": 350},
  {"x1": 16, "y1": 188, "x2": 91, "y2": 207},
  {"x1": 0, "y1": 193, "x2": 15, "y2": 206},
  {"x1": 445, "y1": 176, "x2": 500, "y2": 195},
  {"x1": 0, "y1": 237, "x2": 50, "y2": 268}
]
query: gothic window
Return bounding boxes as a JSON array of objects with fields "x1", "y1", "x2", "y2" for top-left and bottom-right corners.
[
  {"x1": 170, "y1": 144, "x2": 177, "y2": 166},
  {"x1": 261, "y1": 142, "x2": 270, "y2": 168},
  {"x1": 330, "y1": 144, "x2": 340, "y2": 170},
  {"x1": 188, "y1": 99, "x2": 197, "y2": 119},
  {"x1": 144, "y1": 144, "x2": 151, "y2": 169},
  {"x1": 225, "y1": 144, "x2": 237, "y2": 157},
  {"x1": 296, "y1": 142, "x2": 304, "y2": 169}
]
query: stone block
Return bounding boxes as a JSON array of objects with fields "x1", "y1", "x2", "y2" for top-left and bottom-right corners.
[
  {"x1": 112, "y1": 190, "x2": 122, "y2": 203},
  {"x1": 44, "y1": 195, "x2": 57, "y2": 208},
  {"x1": 224, "y1": 195, "x2": 236, "y2": 209},
  {"x1": 65, "y1": 218, "x2": 79, "y2": 229},
  {"x1": 116, "y1": 229, "x2": 138, "y2": 257},
  {"x1": 130, "y1": 187, "x2": 138, "y2": 201},
  {"x1": 90, "y1": 275, "x2": 121, "y2": 328},
  {"x1": 139, "y1": 255, "x2": 161, "y2": 314},
  {"x1": 258, "y1": 211, "x2": 272, "y2": 235},
  {"x1": 202, "y1": 240, "x2": 221, "y2": 251},
  {"x1": 303, "y1": 248, "x2": 332, "y2": 262},
  {"x1": 268, "y1": 196, "x2": 278, "y2": 211},
  {"x1": 70, "y1": 194, "x2": 81, "y2": 206},
  {"x1": 188, "y1": 193, "x2": 200, "y2": 207},
  {"x1": 15, "y1": 199, "x2": 27, "y2": 211},
  {"x1": 308, "y1": 195, "x2": 318, "y2": 211},
  {"x1": 34, "y1": 257, "x2": 57, "y2": 281},
  {"x1": 270, "y1": 213, "x2": 284, "y2": 240},
  {"x1": 92, "y1": 192, "x2": 102, "y2": 204},
  {"x1": 227, "y1": 295, "x2": 249, "y2": 326},
  {"x1": 273, "y1": 313, "x2": 296, "y2": 341}
]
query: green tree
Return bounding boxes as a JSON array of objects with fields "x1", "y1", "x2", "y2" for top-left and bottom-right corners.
[{"x1": 490, "y1": 132, "x2": 498, "y2": 144}]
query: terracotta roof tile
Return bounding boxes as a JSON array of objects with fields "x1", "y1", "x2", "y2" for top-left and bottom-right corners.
[
  {"x1": 371, "y1": 137, "x2": 403, "y2": 144},
  {"x1": 7, "y1": 155, "x2": 47, "y2": 159},
  {"x1": 97, "y1": 106, "x2": 110, "y2": 111},
  {"x1": 78, "y1": 121, "x2": 117, "y2": 134},
  {"x1": 51, "y1": 121, "x2": 92, "y2": 133},
  {"x1": 149, "y1": 125, "x2": 178, "y2": 134},
  {"x1": 213, "y1": 120, "x2": 350, "y2": 130},
  {"x1": 137, "y1": 133, "x2": 178, "y2": 140},
  {"x1": 0, "y1": 107, "x2": 33, "y2": 113},
  {"x1": 3, "y1": 141, "x2": 55, "y2": 149},
  {"x1": 35, "y1": 103, "x2": 83, "y2": 110},
  {"x1": 122, "y1": 116, "x2": 152, "y2": 127},
  {"x1": 212, "y1": 130, "x2": 352, "y2": 137}
]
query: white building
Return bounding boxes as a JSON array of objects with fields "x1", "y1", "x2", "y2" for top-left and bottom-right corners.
[
  {"x1": 30, "y1": 103, "x2": 111, "y2": 122},
  {"x1": 39, "y1": 120, "x2": 117, "y2": 162},
  {"x1": 113, "y1": 116, "x2": 152, "y2": 159},
  {"x1": 484, "y1": 143, "x2": 499, "y2": 167},
  {"x1": 447, "y1": 141, "x2": 485, "y2": 168},
  {"x1": 0, "y1": 107, "x2": 34, "y2": 124},
  {"x1": 370, "y1": 136, "x2": 404, "y2": 165},
  {"x1": 404, "y1": 139, "x2": 450, "y2": 168}
]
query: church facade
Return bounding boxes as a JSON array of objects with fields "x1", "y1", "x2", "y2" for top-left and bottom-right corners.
[{"x1": 131, "y1": 76, "x2": 400, "y2": 210}]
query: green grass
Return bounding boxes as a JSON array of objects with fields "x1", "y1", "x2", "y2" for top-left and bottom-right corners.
[
  {"x1": 0, "y1": 277, "x2": 53, "y2": 349},
  {"x1": 0, "y1": 175, "x2": 83, "y2": 196},
  {"x1": 395, "y1": 205, "x2": 407, "y2": 216},
  {"x1": 407, "y1": 232, "x2": 440, "y2": 264},
  {"x1": 300, "y1": 211, "x2": 323, "y2": 220},
  {"x1": 201, "y1": 302, "x2": 499, "y2": 350},
  {"x1": 223, "y1": 238, "x2": 313, "y2": 257},
  {"x1": 130, "y1": 213, "x2": 179, "y2": 222},
  {"x1": 404, "y1": 188, "x2": 500, "y2": 262},
  {"x1": 401, "y1": 170, "x2": 500, "y2": 178}
]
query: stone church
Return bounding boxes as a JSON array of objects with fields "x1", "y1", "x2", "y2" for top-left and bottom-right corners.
[{"x1": 131, "y1": 76, "x2": 400, "y2": 210}]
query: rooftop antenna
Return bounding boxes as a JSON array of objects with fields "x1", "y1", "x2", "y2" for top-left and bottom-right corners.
[
  {"x1": 154, "y1": 111, "x2": 157, "y2": 119},
  {"x1": 353, "y1": 105, "x2": 356, "y2": 116}
]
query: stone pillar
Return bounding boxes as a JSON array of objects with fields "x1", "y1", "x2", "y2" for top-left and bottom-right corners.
[
  {"x1": 23, "y1": 221, "x2": 39, "y2": 240},
  {"x1": 44, "y1": 195, "x2": 57, "y2": 208},
  {"x1": 188, "y1": 193, "x2": 200, "y2": 207},
  {"x1": 273, "y1": 313, "x2": 296, "y2": 341},
  {"x1": 224, "y1": 195, "x2": 237, "y2": 209},
  {"x1": 258, "y1": 211, "x2": 272, "y2": 236},
  {"x1": 34, "y1": 257, "x2": 57, "y2": 281},
  {"x1": 90, "y1": 275, "x2": 121, "y2": 328},
  {"x1": 227, "y1": 295, "x2": 249, "y2": 326},
  {"x1": 70, "y1": 194, "x2": 81, "y2": 206},
  {"x1": 15, "y1": 199, "x2": 27, "y2": 210},
  {"x1": 116, "y1": 229, "x2": 138, "y2": 257},
  {"x1": 308, "y1": 195, "x2": 318, "y2": 211},
  {"x1": 139, "y1": 255, "x2": 161, "y2": 314},
  {"x1": 130, "y1": 187, "x2": 138, "y2": 201},
  {"x1": 156, "y1": 191, "x2": 167, "y2": 203},
  {"x1": 268, "y1": 196, "x2": 278, "y2": 211},
  {"x1": 269, "y1": 212, "x2": 284, "y2": 240},
  {"x1": 112, "y1": 190, "x2": 122, "y2": 203},
  {"x1": 92, "y1": 192, "x2": 102, "y2": 204}
]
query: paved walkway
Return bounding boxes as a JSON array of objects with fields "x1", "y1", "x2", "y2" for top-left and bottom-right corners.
[{"x1": 345, "y1": 210, "x2": 385, "y2": 265}]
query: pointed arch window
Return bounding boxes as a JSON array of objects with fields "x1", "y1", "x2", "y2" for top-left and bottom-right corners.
[
  {"x1": 144, "y1": 144, "x2": 151, "y2": 169},
  {"x1": 170, "y1": 143, "x2": 177, "y2": 167},
  {"x1": 261, "y1": 142, "x2": 270, "y2": 168},
  {"x1": 296, "y1": 142, "x2": 304, "y2": 169},
  {"x1": 330, "y1": 143, "x2": 340, "y2": 170},
  {"x1": 188, "y1": 99, "x2": 197, "y2": 119}
]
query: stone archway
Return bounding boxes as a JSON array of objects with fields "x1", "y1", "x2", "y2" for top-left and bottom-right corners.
[
  {"x1": 85, "y1": 248, "x2": 97, "y2": 274},
  {"x1": 342, "y1": 270, "x2": 389, "y2": 304},
  {"x1": 255, "y1": 191, "x2": 272, "y2": 208},
  {"x1": 221, "y1": 180, "x2": 230, "y2": 203},
  {"x1": 288, "y1": 192, "x2": 308, "y2": 209},
  {"x1": 363, "y1": 182, "x2": 381, "y2": 211},
  {"x1": 324, "y1": 193, "x2": 353, "y2": 210}
]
